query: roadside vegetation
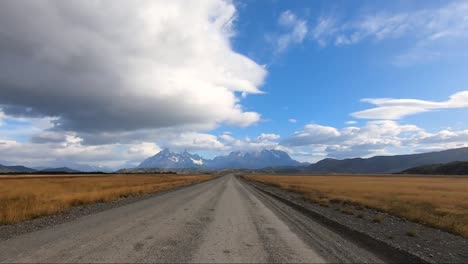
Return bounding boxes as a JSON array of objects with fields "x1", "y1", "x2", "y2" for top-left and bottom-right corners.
[
  {"x1": 244, "y1": 174, "x2": 468, "y2": 238},
  {"x1": 0, "y1": 174, "x2": 214, "y2": 224}
]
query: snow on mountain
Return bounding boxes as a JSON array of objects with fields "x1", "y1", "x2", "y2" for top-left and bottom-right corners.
[
  {"x1": 190, "y1": 158, "x2": 204, "y2": 165},
  {"x1": 138, "y1": 149, "x2": 207, "y2": 169},
  {"x1": 137, "y1": 149, "x2": 301, "y2": 169}
]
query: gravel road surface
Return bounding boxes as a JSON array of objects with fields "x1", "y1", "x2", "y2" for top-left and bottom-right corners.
[{"x1": 0, "y1": 175, "x2": 384, "y2": 263}]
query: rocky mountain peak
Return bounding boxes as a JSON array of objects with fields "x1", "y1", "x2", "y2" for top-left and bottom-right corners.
[{"x1": 138, "y1": 149, "x2": 301, "y2": 169}]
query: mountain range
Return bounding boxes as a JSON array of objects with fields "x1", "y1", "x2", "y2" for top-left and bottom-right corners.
[
  {"x1": 0, "y1": 164, "x2": 107, "y2": 174},
  {"x1": 0, "y1": 165, "x2": 83, "y2": 174},
  {"x1": 3, "y1": 147, "x2": 468, "y2": 174},
  {"x1": 0, "y1": 164, "x2": 37, "y2": 173},
  {"x1": 138, "y1": 149, "x2": 206, "y2": 169},
  {"x1": 305, "y1": 147, "x2": 468, "y2": 174},
  {"x1": 137, "y1": 147, "x2": 468, "y2": 173},
  {"x1": 137, "y1": 149, "x2": 302, "y2": 169}
]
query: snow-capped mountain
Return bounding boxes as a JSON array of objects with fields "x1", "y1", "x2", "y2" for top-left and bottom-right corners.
[
  {"x1": 206, "y1": 149, "x2": 301, "y2": 169},
  {"x1": 137, "y1": 149, "x2": 301, "y2": 169},
  {"x1": 138, "y1": 149, "x2": 206, "y2": 169}
]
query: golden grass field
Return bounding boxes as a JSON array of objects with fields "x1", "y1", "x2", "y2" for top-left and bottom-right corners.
[
  {"x1": 244, "y1": 174, "x2": 468, "y2": 238},
  {"x1": 0, "y1": 174, "x2": 214, "y2": 225}
]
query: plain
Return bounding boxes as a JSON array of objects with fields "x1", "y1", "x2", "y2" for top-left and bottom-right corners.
[
  {"x1": 244, "y1": 174, "x2": 468, "y2": 238},
  {"x1": 0, "y1": 174, "x2": 214, "y2": 225}
]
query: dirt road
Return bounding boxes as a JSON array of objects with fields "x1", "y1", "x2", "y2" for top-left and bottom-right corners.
[{"x1": 0, "y1": 175, "x2": 384, "y2": 263}]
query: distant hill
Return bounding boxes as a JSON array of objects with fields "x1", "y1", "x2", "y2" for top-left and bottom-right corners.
[
  {"x1": 138, "y1": 149, "x2": 301, "y2": 170},
  {"x1": 0, "y1": 164, "x2": 88, "y2": 174},
  {"x1": 305, "y1": 147, "x2": 468, "y2": 174},
  {"x1": 0, "y1": 164, "x2": 36, "y2": 173},
  {"x1": 401, "y1": 161, "x2": 468, "y2": 175},
  {"x1": 40, "y1": 167, "x2": 82, "y2": 173},
  {"x1": 40, "y1": 162, "x2": 112, "y2": 172}
]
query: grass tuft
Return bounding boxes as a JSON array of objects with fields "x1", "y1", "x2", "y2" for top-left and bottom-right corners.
[
  {"x1": 340, "y1": 208, "x2": 355, "y2": 215},
  {"x1": 406, "y1": 230, "x2": 417, "y2": 237},
  {"x1": 373, "y1": 215, "x2": 384, "y2": 223}
]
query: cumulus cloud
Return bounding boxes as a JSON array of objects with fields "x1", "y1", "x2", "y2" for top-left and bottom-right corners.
[
  {"x1": 280, "y1": 120, "x2": 468, "y2": 159},
  {"x1": 352, "y1": 91, "x2": 468, "y2": 120},
  {"x1": 215, "y1": 132, "x2": 285, "y2": 153},
  {"x1": 0, "y1": 137, "x2": 158, "y2": 169},
  {"x1": 288, "y1": 118, "x2": 297, "y2": 123},
  {"x1": 0, "y1": 0, "x2": 266, "y2": 143},
  {"x1": 30, "y1": 131, "x2": 71, "y2": 144},
  {"x1": 273, "y1": 10, "x2": 308, "y2": 53},
  {"x1": 115, "y1": 131, "x2": 283, "y2": 158},
  {"x1": 282, "y1": 124, "x2": 340, "y2": 146},
  {"x1": 1, "y1": 121, "x2": 288, "y2": 167},
  {"x1": 161, "y1": 132, "x2": 225, "y2": 152},
  {"x1": 127, "y1": 143, "x2": 161, "y2": 159},
  {"x1": 345, "y1": 121, "x2": 357, "y2": 125},
  {"x1": 417, "y1": 129, "x2": 468, "y2": 145}
]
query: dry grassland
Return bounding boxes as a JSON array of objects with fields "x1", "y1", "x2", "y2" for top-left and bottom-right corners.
[
  {"x1": 244, "y1": 174, "x2": 468, "y2": 238},
  {"x1": 0, "y1": 174, "x2": 214, "y2": 224}
]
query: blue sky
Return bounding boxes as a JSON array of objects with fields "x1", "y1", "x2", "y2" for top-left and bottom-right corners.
[
  {"x1": 0, "y1": 0, "x2": 468, "y2": 169},
  {"x1": 230, "y1": 0, "x2": 468, "y2": 131}
]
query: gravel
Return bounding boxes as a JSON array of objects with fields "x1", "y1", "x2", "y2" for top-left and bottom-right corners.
[{"x1": 244, "y1": 178, "x2": 468, "y2": 263}]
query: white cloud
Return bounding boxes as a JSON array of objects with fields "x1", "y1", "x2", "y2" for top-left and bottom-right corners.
[
  {"x1": 217, "y1": 132, "x2": 286, "y2": 153},
  {"x1": 345, "y1": 120, "x2": 357, "y2": 125},
  {"x1": 312, "y1": 16, "x2": 338, "y2": 47},
  {"x1": 127, "y1": 143, "x2": 161, "y2": 158},
  {"x1": 274, "y1": 10, "x2": 308, "y2": 53},
  {"x1": 257, "y1": 133, "x2": 280, "y2": 141},
  {"x1": 0, "y1": 0, "x2": 266, "y2": 143},
  {"x1": 162, "y1": 132, "x2": 225, "y2": 151},
  {"x1": 283, "y1": 124, "x2": 340, "y2": 146},
  {"x1": 312, "y1": 2, "x2": 468, "y2": 64},
  {"x1": 417, "y1": 129, "x2": 468, "y2": 145},
  {"x1": 281, "y1": 120, "x2": 461, "y2": 159},
  {"x1": 282, "y1": 120, "x2": 468, "y2": 160},
  {"x1": 352, "y1": 91, "x2": 468, "y2": 120},
  {"x1": 0, "y1": 138, "x2": 158, "y2": 169},
  {"x1": 113, "y1": 130, "x2": 283, "y2": 157},
  {"x1": 2, "y1": 117, "x2": 468, "y2": 167},
  {"x1": 328, "y1": 2, "x2": 468, "y2": 45},
  {"x1": 333, "y1": 13, "x2": 412, "y2": 46},
  {"x1": 0, "y1": 126, "x2": 288, "y2": 168},
  {"x1": 0, "y1": 112, "x2": 4, "y2": 126},
  {"x1": 288, "y1": 118, "x2": 297, "y2": 123}
]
